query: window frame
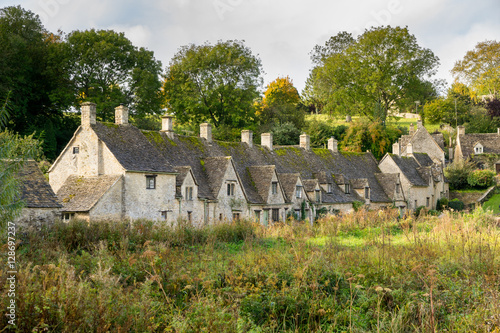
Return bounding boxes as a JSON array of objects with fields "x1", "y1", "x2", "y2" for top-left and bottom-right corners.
[
  {"x1": 271, "y1": 182, "x2": 278, "y2": 195},
  {"x1": 185, "y1": 186, "x2": 193, "y2": 200},
  {"x1": 72, "y1": 146, "x2": 79, "y2": 154},
  {"x1": 227, "y1": 183, "x2": 235, "y2": 196},
  {"x1": 295, "y1": 185, "x2": 302, "y2": 198},
  {"x1": 345, "y1": 184, "x2": 350, "y2": 194},
  {"x1": 146, "y1": 175, "x2": 157, "y2": 189}
]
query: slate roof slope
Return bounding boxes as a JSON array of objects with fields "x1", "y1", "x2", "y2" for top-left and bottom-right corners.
[
  {"x1": 278, "y1": 173, "x2": 300, "y2": 202},
  {"x1": 247, "y1": 165, "x2": 277, "y2": 203},
  {"x1": 18, "y1": 160, "x2": 62, "y2": 208},
  {"x1": 458, "y1": 133, "x2": 500, "y2": 158},
  {"x1": 57, "y1": 175, "x2": 121, "y2": 212},
  {"x1": 389, "y1": 154, "x2": 428, "y2": 187},
  {"x1": 431, "y1": 133, "x2": 445, "y2": 151},
  {"x1": 375, "y1": 173, "x2": 402, "y2": 201},
  {"x1": 413, "y1": 153, "x2": 434, "y2": 167},
  {"x1": 203, "y1": 157, "x2": 231, "y2": 198},
  {"x1": 174, "y1": 166, "x2": 194, "y2": 197},
  {"x1": 92, "y1": 123, "x2": 175, "y2": 173}
]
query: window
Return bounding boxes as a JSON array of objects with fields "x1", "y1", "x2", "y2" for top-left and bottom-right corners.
[
  {"x1": 161, "y1": 211, "x2": 168, "y2": 220},
  {"x1": 295, "y1": 209, "x2": 301, "y2": 219},
  {"x1": 395, "y1": 184, "x2": 400, "y2": 194},
  {"x1": 254, "y1": 210, "x2": 261, "y2": 222},
  {"x1": 345, "y1": 184, "x2": 350, "y2": 194},
  {"x1": 272, "y1": 208, "x2": 280, "y2": 222},
  {"x1": 272, "y1": 182, "x2": 278, "y2": 195},
  {"x1": 219, "y1": 213, "x2": 223, "y2": 221},
  {"x1": 185, "y1": 187, "x2": 193, "y2": 200},
  {"x1": 315, "y1": 190, "x2": 320, "y2": 202},
  {"x1": 327, "y1": 183, "x2": 333, "y2": 193},
  {"x1": 233, "y1": 212, "x2": 240, "y2": 220},
  {"x1": 414, "y1": 200, "x2": 418, "y2": 208},
  {"x1": 146, "y1": 175, "x2": 156, "y2": 189},
  {"x1": 227, "y1": 183, "x2": 235, "y2": 196},
  {"x1": 62, "y1": 212, "x2": 75, "y2": 221},
  {"x1": 364, "y1": 187, "x2": 370, "y2": 199},
  {"x1": 426, "y1": 197, "x2": 430, "y2": 207},
  {"x1": 474, "y1": 145, "x2": 483, "y2": 154},
  {"x1": 72, "y1": 146, "x2": 79, "y2": 154},
  {"x1": 187, "y1": 211, "x2": 192, "y2": 222},
  {"x1": 295, "y1": 185, "x2": 302, "y2": 198}
]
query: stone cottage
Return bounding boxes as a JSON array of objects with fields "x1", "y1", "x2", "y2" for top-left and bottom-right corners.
[
  {"x1": 49, "y1": 103, "x2": 413, "y2": 224},
  {"x1": 15, "y1": 160, "x2": 62, "y2": 229},
  {"x1": 454, "y1": 126, "x2": 500, "y2": 173}
]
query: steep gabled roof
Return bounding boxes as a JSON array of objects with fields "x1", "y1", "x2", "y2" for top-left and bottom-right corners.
[
  {"x1": 413, "y1": 153, "x2": 434, "y2": 167},
  {"x1": 389, "y1": 154, "x2": 428, "y2": 187},
  {"x1": 174, "y1": 166, "x2": 196, "y2": 197},
  {"x1": 18, "y1": 160, "x2": 62, "y2": 208},
  {"x1": 92, "y1": 123, "x2": 175, "y2": 173},
  {"x1": 458, "y1": 132, "x2": 500, "y2": 159},
  {"x1": 57, "y1": 175, "x2": 121, "y2": 212},
  {"x1": 375, "y1": 173, "x2": 405, "y2": 203},
  {"x1": 247, "y1": 165, "x2": 277, "y2": 203},
  {"x1": 278, "y1": 173, "x2": 301, "y2": 202},
  {"x1": 204, "y1": 156, "x2": 231, "y2": 198}
]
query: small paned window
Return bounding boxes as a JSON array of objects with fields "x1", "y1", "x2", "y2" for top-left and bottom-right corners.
[
  {"x1": 296, "y1": 185, "x2": 302, "y2": 198},
  {"x1": 227, "y1": 183, "x2": 235, "y2": 196},
  {"x1": 272, "y1": 208, "x2": 280, "y2": 222},
  {"x1": 161, "y1": 211, "x2": 168, "y2": 220},
  {"x1": 146, "y1": 175, "x2": 156, "y2": 189},
  {"x1": 345, "y1": 184, "x2": 350, "y2": 194},
  {"x1": 327, "y1": 183, "x2": 333, "y2": 193},
  {"x1": 315, "y1": 190, "x2": 320, "y2": 202},
  {"x1": 395, "y1": 184, "x2": 400, "y2": 194},
  {"x1": 272, "y1": 182, "x2": 278, "y2": 195},
  {"x1": 73, "y1": 146, "x2": 79, "y2": 154},
  {"x1": 254, "y1": 210, "x2": 261, "y2": 222},
  {"x1": 426, "y1": 197, "x2": 430, "y2": 207},
  {"x1": 364, "y1": 187, "x2": 370, "y2": 199},
  {"x1": 187, "y1": 211, "x2": 192, "y2": 222},
  {"x1": 233, "y1": 212, "x2": 240, "y2": 220},
  {"x1": 185, "y1": 187, "x2": 193, "y2": 200}
]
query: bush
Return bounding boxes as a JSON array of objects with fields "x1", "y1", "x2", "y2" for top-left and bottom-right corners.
[
  {"x1": 467, "y1": 169, "x2": 496, "y2": 188},
  {"x1": 436, "y1": 198, "x2": 449, "y2": 211},
  {"x1": 271, "y1": 122, "x2": 301, "y2": 145},
  {"x1": 415, "y1": 206, "x2": 427, "y2": 217},
  {"x1": 444, "y1": 159, "x2": 476, "y2": 190},
  {"x1": 448, "y1": 198, "x2": 465, "y2": 211}
]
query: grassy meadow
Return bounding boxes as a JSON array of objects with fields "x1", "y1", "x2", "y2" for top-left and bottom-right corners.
[{"x1": 2, "y1": 208, "x2": 500, "y2": 332}]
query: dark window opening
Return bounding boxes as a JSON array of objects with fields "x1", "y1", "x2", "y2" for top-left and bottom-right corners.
[
  {"x1": 345, "y1": 184, "x2": 350, "y2": 194},
  {"x1": 227, "y1": 183, "x2": 235, "y2": 196},
  {"x1": 187, "y1": 211, "x2": 192, "y2": 222},
  {"x1": 272, "y1": 208, "x2": 280, "y2": 222},
  {"x1": 185, "y1": 187, "x2": 193, "y2": 200},
  {"x1": 296, "y1": 185, "x2": 302, "y2": 198},
  {"x1": 73, "y1": 146, "x2": 79, "y2": 154},
  {"x1": 233, "y1": 212, "x2": 240, "y2": 220},
  {"x1": 272, "y1": 182, "x2": 278, "y2": 195},
  {"x1": 146, "y1": 175, "x2": 157, "y2": 189},
  {"x1": 364, "y1": 187, "x2": 370, "y2": 199}
]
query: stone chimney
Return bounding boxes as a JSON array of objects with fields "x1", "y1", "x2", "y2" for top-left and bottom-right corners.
[
  {"x1": 328, "y1": 137, "x2": 338, "y2": 153},
  {"x1": 300, "y1": 133, "x2": 310, "y2": 150},
  {"x1": 200, "y1": 123, "x2": 212, "y2": 143},
  {"x1": 261, "y1": 133, "x2": 273, "y2": 151},
  {"x1": 114, "y1": 104, "x2": 128, "y2": 125},
  {"x1": 81, "y1": 102, "x2": 96, "y2": 128},
  {"x1": 161, "y1": 114, "x2": 174, "y2": 139},
  {"x1": 241, "y1": 130, "x2": 253, "y2": 147},
  {"x1": 392, "y1": 140, "x2": 400, "y2": 156},
  {"x1": 457, "y1": 125, "x2": 465, "y2": 136},
  {"x1": 407, "y1": 142, "x2": 413, "y2": 155},
  {"x1": 449, "y1": 147, "x2": 454, "y2": 161},
  {"x1": 409, "y1": 123, "x2": 415, "y2": 136}
]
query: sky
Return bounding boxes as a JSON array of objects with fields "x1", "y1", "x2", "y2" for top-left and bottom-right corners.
[{"x1": 4, "y1": 0, "x2": 500, "y2": 93}]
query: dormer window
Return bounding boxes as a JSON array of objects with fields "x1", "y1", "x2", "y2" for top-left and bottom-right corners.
[
  {"x1": 315, "y1": 189, "x2": 320, "y2": 202},
  {"x1": 295, "y1": 185, "x2": 302, "y2": 198},
  {"x1": 73, "y1": 146, "x2": 79, "y2": 154},
  {"x1": 227, "y1": 183, "x2": 235, "y2": 196},
  {"x1": 364, "y1": 187, "x2": 370, "y2": 199},
  {"x1": 345, "y1": 184, "x2": 350, "y2": 194},
  {"x1": 272, "y1": 182, "x2": 278, "y2": 195},
  {"x1": 185, "y1": 187, "x2": 193, "y2": 200},
  {"x1": 327, "y1": 183, "x2": 333, "y2": 193},
  {"x1": 474, "y1": 143, "x2": 483, "y2": 154}
]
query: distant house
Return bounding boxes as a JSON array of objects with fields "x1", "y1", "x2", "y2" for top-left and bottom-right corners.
[
  {"x1": 16, "y1": 160, "x2": 62, "y2": 228},
  {"x1": 393, "y1": 121, "x2": 446, "y2": 165},
  {"x1": 454, "y1": 126, "x2": 500, "y2": 173},
  {"x1": 49, "y1": 102, "x2": 413, "y2": 224}
]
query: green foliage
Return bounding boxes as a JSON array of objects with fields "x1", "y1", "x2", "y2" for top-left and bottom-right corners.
[
  {"x1": 444, "y1": 159, "x2": 476, "y2": 190},
  {"x1": 415, "y1": 205, "x2": 427, "y2": 217},
  {"x1": 164, "y1": 40, "x2": 263, "y2": 129},
  {"x1": 448, "y1": 198, "x2": 465, "y2": 211},
  {"x1": 305, "y1": 119, "x2": 348, "y2": 148},
  {"x1": 352, "y1": 201, "x2": 364, "y2": 211},
  {"x1": 436, "y1": 198, "x2": 449, "y2": 211},
  {"x1": 65, "y1": 29, "x2": 163, "y2": 122},
  {"x1": 271, "y1": 122, "x2": 301, "y2": 145},
  {"x1": 340, "y1": 118, "x2": 402, "y2": 159},
  {"x1": 467, "y1": 169, "x2": 496, "y2": 188},
  {"x1": 306, "y1": 27, "x2": 440, "y2": 120},
  {"x1": 422, "y1": 97, "x2": 469, "y2": 125},
  {"x1": 464, "y1": 105, "x2": 500, "y2": 133}
]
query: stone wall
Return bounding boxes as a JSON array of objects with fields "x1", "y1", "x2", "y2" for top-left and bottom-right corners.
[{"x1": 15, "y1": 208, "x2": 60, "y2": 230}]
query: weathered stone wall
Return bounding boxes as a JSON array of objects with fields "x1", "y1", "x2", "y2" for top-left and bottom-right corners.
[
  {"x1": 15, "y1": 208, "x2": 60, "y2": 230},
  {"x1": 123, "y1": 172, "x2": 177, "y2": 221},
  {"x1": 212, "y1": 164, "x2": 248, "y2": 222},
  {"x1": 409, "y1": 130, "x2": 445, "y2": 164},
  {"x1": 90, "y1": 177, "x2": 123, "y2": 220},
  {"x1": 177, "y1": 172, "x2": 205, "y2": 225}
]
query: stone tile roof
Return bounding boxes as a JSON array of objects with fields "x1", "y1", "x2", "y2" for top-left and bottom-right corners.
[
  {"x1": 413, "y1": 153, "x2": 434, "y2": 167},
  {"x1": 247, "y1": 165, "x2": 276, "y2": 203},
  {"x1": 17, "y1": 160, "x2": 62, "y2": 208},
  {"x1": 174, "y1": 166, "x2": 193, "y2": 197},
  {"x1": 92, "y1": 123, "x2": 175, "y2": 173},
  {"x1": 389, "y1": 154, "x2": 428, "y2": 187},
  {"x1": 278, "y1": 173, "x2": 300, "y2": 202},
  {"x1": 431, "y1": 133, "x2": 445, "y2": 151},
  {"x1": 375, "y1": 173, "x2": 404, "y2": 202},
  {"x1": 204, "y1": 157, "x2": 231, "y2": 198},
  {"x1": 458, "y1": 133, "x2": 500, "y2": 159},
  {"x1": 57, "y1": 175, "x2": 121, "y2": 212}
]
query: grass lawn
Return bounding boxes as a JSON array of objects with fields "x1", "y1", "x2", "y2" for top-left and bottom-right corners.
[{"x1": 483, "y1": 193, "x2": 500, "y2": 214}]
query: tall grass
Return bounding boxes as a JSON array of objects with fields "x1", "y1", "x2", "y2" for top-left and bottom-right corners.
[{"x1": 1, "y1": 209, "x2": 500, "y2": 332}]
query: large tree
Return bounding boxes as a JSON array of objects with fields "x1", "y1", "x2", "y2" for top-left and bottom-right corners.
[
  {"x1": 306, "y1": 26, "x2": 440, "y2": 121},
  {"x1": 164, "y1": 40, "x2": 263, "y2": 128},
  {"x1": 65, "y1": 29, "x2": 163, "y2": 122},
  {"x1": 451, "y1": 40, "x2": 500, "y2": 98}
]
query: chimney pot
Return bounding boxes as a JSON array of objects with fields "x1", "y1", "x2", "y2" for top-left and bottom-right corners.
[
  {"x1": 392, "y1": 140, "x2": 400, "y2": 156},
  {"x1": 242, "y1": 130, "x2": 253, "y2": 147},
  {"x1": 114, "y1": 105, "x2": 128, "y2": 125},
  {"x1": 300, "y1": 133, "x2": 310, "y2": 150},
  {"x1": 200, "y1": 123, "x2": 212, "y2": 143},
  {"x1": 458, "y1": 125, "x2": 465, "y2": 136},
  {"x1": 161, "y1": 114, "x2": 174, "y2": 138},
  {"x1": 328, "y1": 137, "x2": 338, "y2": 152},
  {"x1": 81, "y1": 102, "x2": 96, "y2": 128},
  {"x1": 261, "y1": 133, "x2": 273, "y2": 150}
]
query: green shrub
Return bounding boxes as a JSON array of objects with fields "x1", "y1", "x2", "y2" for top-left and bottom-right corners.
[
  {"x1": 448, "y1": 198, "x2": 465, "y2": 211},
  {"x1": 444, "y1": 159, "x2": 475, "y2": 190},
  {"x1": 467, "y1": 169, "x2": 496, "y2": 188},
  {"x1": 436, "y1": 198, "x2": 449, "y2": 211},
  {"x1": 415, "y1": 206, "x2": 427, "y2": 217}
]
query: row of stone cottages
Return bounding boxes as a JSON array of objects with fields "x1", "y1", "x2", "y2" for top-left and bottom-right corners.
[{"x1": 16, "y1": 102, "x2": 449, "y2": 227}]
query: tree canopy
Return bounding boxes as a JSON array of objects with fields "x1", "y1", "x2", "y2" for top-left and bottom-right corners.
[
  {"x1": 305, "y1": 26, "x2": 440, "y2": 121},
  {"x1": 451, "y1": 40, "x2": 500, "y2": 98},
  {"x1": 163, "y1": 40, "x2": 263, "y2": 129}
]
